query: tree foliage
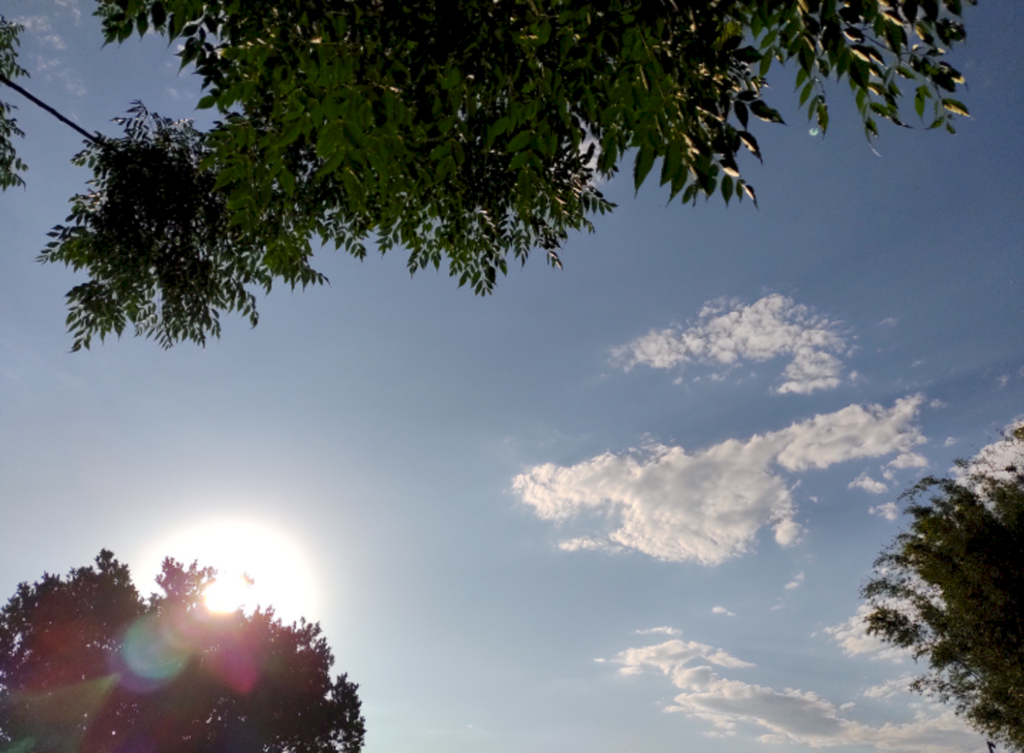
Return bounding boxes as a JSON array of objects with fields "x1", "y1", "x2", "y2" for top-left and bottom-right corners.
[
  {"x1": 38, "y1": 104, "x2": 323, "y2": 350},
  {"x1": 863, "y1": 426, "x2": 1024, "y2": 750},
  {"x1": 0, "y1": 17, "x2": 29, "y2": 190},
  {"x1": 0, "y1": 550, "x2": 366, "y2": 753},
  {"x1": 3, "y1": 0, "x2": 976, "y2": 348}
]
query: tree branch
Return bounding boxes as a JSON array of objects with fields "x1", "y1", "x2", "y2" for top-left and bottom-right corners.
[{"x1": 0, "y1": 75, "x2": 102, "y2": 144}]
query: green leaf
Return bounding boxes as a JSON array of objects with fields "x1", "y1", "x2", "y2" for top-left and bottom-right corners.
[
  {"x1": 279, "y1": 166, "x2": 295, "y2": 194},
  {"x1": 734, "y1": 46, "x2": 762, "y2": 63},
  {"x1": 507, "y1": 130, "x2": 532, "y2": 153},
  {"x1": 941, "y1": 98, "x2": 969, "y2": 116},
  {"x1": 738, "y1": 132, "x2": 761, "y2": 161},
  {"x1": 800, "y1": 82, "x2": 814, "y2": 107},
  {"x1": 633, "y1": 143, "x2": 655, "y2": 191},
  {"x1": 661, "y1": 140, "x2": 681, "y2": 186},
  {"x1": 749, "y1": 100, "x2": 785, "y2": 124},
  {"x1": 150, "y1": 2, "x2": 166, "y2": 28},
  {"x1": 915, "y1": 86, "x2": 929, "y2": 118},
  {"x1": 509, "y1": 151, "x2": 531, "y2": 171},
  {"x1": 742, "y1": 182, "x2": 757, "y2": 206},
  {"x1": 735, "y1": 101, "x2": 749, "y2": 130}
]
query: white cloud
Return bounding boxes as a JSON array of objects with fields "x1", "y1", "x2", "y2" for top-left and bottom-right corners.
[
  {"x1": 997, "y1": 374, "x2": 1009, "y2": 388},
  {"x1": 49, "y1": 68, "x2": 86, "y2": 97},
  {"x1": 612, "y1": 295, "x2": 846, "y2": 394},
  {"x1": 55, "y1": 0, "x2": 82, "y2": 20},
  {"x1": 13, "y1": 15, "x2": 53, "y2": 32},
  {"x1": 712, "y1": 606, "x2": 736, "y2": 617},
  {"x1": 825, "y1": 605, "x2": 910, "y2": 663},
  {"x1": 869, "y1": 502, "x2": 899, "y2": 521},
  {"x1": 862, "y1": 675, "x2": 916, "y2": 700},
  {"x1": 886, "y1": 452, "x2": 929, "y2": 471},
  {"x1": 944, "y1": 437, "x2": 957, "y2": 447},
  {"x1": 40, "y1": 33, "x2": 66, "y2": 49},
  {"x1": 784, "y1": 572, "x2": 805, "y2": 590},
  {"x1": 849, "y1": 472, "x2": 888, "y2": 494},
  {"x1": 513, "y1": 396, "x2": 926, "y2": 566},
  {"x1": 929, "y1": 399, "x2": 947, "y2": 409},
  {"x1": 955, "y1": 420, "x2": 1024, "y2": 488},
  {"x1": 615, "y1": 639, "x2": 754, "y2": 679},
  {"x1": 557, "y1": 536, "x2": 619, "y2": 554},
  {"x1": 878, "y1": 317, "x2": 899, "y2": 328},
  {"x1": 613, "y1": 637, "x2": 974, "y2": 750},
  {"x1": 636, "y1": 626, "x2": 681, "y2": 636}
]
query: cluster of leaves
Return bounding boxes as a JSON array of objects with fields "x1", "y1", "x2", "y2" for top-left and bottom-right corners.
[
  {"x1": 8, "y1": 0, "x2": 977, "y2": 347},
  {"x1": 0, "y1": 17, "x2": 28, "y2": 190},
  {"x1": 863, "y1": 426, "x2": 1024, "y2": 750},
  {"x1": 0, "y1": 550, "x2": 366, "y2": 753},
  {"x1": 94, "y1": 0, "x2": 971, "y2": 294},
  {"x1": 39, "y1": 103, "x2": 324, "y2": 350}
]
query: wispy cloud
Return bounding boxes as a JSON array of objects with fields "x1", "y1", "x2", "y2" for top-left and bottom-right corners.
[
  {"x1": 612, "y1": 295, "x2": 846, "y2": 394},
  {"x1": 636, "y1": 626, "x2": 681, "y2": 636},
  {"x1": 611, "y1": 636, "x2": 973, "y2": 750},
  {"x1": 39, "y1": 33, "x2": 66, "y2": 49},
  {"x1": 13, "y1": 15, "x2": 53, "y2": 32},
  {"x1": 513, "y1": 396, "x2": 926, "y2": 566},
  {"x1": 783, "y1": 572, "x2": 805, "y2": 590},
  {"x1": 712, "y1": 606, "x2": 736, "y2": 616},
  {"x1": 862, "y1": 675, "x2": 916, "y2": 700}
]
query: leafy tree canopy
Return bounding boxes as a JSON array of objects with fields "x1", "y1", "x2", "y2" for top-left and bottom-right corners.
[
  {"x1": 0, "y1": 550, "x2": 366, "y2": 753},
  {"x1": 863, "y1": 426, "x2": 1024, "y2": 750},
  {"x1": 1, "y1": 0, "x2": 975, "y2": 349}
]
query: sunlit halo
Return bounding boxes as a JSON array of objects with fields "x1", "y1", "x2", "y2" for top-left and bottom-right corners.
[
  {"x1": 203, "y1": 573, "x2": 253, "y2": 613},
  {"x1": 141, "y1": 518, "x2": 319, "y2": 623}
]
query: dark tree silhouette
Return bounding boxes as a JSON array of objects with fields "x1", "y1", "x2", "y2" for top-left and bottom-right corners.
[
  {"x1": 0, "y1": 550, "x2": 365, "y2": 753},
  {"x1": 863, "y1": 426, "x2": 1024, "y2": 751}
]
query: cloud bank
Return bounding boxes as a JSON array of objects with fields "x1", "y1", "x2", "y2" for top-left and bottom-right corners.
[
  {"x1": 613, "y1": 636, "x2": 974, "y2": 750},
  {"x1": 513, "y1": 396, "x2": 926, "y2": 566},
  {"x1": 612, "y1": 295, "x2": 847, "y2": 394}
]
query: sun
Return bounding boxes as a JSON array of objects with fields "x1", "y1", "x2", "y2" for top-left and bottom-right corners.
[
  {"x1": 202, "y1": 573, "x2": 254, "y2": 613},
  {"x1": 142, "y1": 518, "x2": 319, "y2": 623}
]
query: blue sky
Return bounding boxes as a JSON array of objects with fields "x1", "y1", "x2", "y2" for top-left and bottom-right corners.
[{"x1": 1, "y1": 2, "x2": 1022, "y2": 752}]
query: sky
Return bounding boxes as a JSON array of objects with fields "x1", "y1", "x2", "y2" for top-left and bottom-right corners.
[{"x1": 1, "y1": 2, "x2": 1022, "y2": 752}]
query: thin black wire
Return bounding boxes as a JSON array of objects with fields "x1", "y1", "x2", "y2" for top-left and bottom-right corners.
[{"x1": 0, "y1": 75, "x2": 102, "y2": 144}]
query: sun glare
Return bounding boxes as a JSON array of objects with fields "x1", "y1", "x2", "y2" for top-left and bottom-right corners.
[
  {"x1": 203, "y1": 574, "x2": 253, "y2": 613},
  {"x1": 142, "y1": 518, "x2": 319, "y2": 623}
]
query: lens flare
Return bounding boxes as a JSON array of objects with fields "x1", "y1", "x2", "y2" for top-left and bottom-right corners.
[{"x1": 116, "y1": 614, "x2": 190, "y2": 691}]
